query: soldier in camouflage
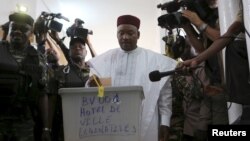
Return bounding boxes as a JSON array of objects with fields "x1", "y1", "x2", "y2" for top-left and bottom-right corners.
[
  {"x1": 0, "y1": 12, "x2": 50, "y2": 141},
  {"x1": 167, "y1": 38, "x2": 212, "y2": 141}
]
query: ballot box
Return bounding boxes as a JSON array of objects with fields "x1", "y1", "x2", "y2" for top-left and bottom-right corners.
[{"x1": 59, "y1": 86, "x2": 144, "y2": 141}]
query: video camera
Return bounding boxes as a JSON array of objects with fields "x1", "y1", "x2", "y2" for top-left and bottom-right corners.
[
  {"x1": 157, "y1": 0, "x2": 213, "y2": 30},
  {"x1": 66, "y1": 18, "x2": 93, "y2": 40},
  {"x1": 34, "y1": 11, "x2": 69, "y2": 35},
  {"x1": 163, "y1": 29, "x2": 186, "y2": 59}
]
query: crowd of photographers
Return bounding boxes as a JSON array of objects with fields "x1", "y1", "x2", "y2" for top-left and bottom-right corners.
[
  {"x1": 0, "y1": 0, "x2": 249, "y2": 141},
  {"x1": 158, "y1": 0, "x2": 249, "y2": 141}
]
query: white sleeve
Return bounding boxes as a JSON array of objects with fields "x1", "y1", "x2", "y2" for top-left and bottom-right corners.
[{"x1": 158, "y1": 77, "x2": 173, "y2": 127}]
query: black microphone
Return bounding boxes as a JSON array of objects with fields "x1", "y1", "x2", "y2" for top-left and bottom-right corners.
[
  {"x1": 149, "y1": 66, "x2": 202, "y2": 82},
  {"x1": 149, "y1": 69, "x2": 182, "y2": 82}
]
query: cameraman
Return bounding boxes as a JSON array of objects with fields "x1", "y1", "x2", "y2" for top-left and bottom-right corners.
[
  {"x1": 180, "y1": 0, "x2": 250, "y2": 125},
  {"x1": 59, "y1": 37, "x2": 90, "y2": 87},
  {"x1": 47, "y1": 31, "x2": 90, "y2": 141},
  {"x1": 181, "y1": 0, "x2": 228, "y2": 140},
  {"x1": 182, "y1": 0, "x2": 223, "y2": 87}
]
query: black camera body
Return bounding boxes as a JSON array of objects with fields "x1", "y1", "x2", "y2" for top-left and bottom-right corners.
[
  {"x1": 45, "y1": 20, "x2": 63, "y2": 32},
  {"x1": 66, "y1": 27, "x2": 89, "y2": 39},
  {"x1": 34, "y1": 11, "x2": 70, "y2": 38},
  {"x1": 157, "y1": 0, "x2": 214, "y2": 29},
  {"x1": 158, "y1": 12, "x2": 187, "y2": 29},
  {"x1": 66, "y1": 18, "x2": 93, "y2": 40}
]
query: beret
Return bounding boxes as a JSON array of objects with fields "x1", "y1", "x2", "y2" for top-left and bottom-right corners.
[
  {"x1": 9, "y1": 12, "x2": 34, "y2": 26},
  {"x1": 69, "y1": 37, "x2": 85, "y2": 47}
]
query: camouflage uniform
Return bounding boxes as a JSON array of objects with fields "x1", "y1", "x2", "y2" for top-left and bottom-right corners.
[
  {"x1": 51, "y1": 63, "x2": 89, "y2": 141},
  {"x1": 0, "y1": 41, "x2": 47, "y2": 141},
  {"x1": 169, "y1": 67, "x2": 212, "y2": 141}
]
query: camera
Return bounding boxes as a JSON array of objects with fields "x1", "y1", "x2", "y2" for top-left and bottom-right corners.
[
  {"x1": 66, "y1": 18, "x2": 93, "y2": 40},
  {"x1": 163, "y1": 30, "x2": 186, "y2": 59},
  {"x1": 34, "y1": 11, "x2": 69, "y2": 36},
  {"x1": 157, "y1": 0, "x2": 212, "y2": 30}
]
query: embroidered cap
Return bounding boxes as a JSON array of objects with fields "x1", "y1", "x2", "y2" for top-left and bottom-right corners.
[{"x1": 117, "y1": 15, "x2": 140, "y2": 29}]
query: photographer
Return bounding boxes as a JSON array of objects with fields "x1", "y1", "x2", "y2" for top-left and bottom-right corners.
[
  {"x1": 158, "y1": 0, "x2": 227, "y2": 140},
  {"x1": 183, "y1": 0, "x2": 228, "y2": 124},
  {"x1": 66, "y1": 18, "x2": 96, "y2": 58},
  {"x1": 177, "y1": 0, "x2": 228, "y2": 140},
  {"x1": 34, "y1": 13, "x2": 67, "y2": 141},
  {"x1": 51, "y1": 20, "x2": 91, "y2": 87},
  {"x1": 169, "y1": 36, "x2": 213, "y2": 141},
  {"x1": 180, "y1": 0, "x2": 250, "y2": 124},
  {"x1": 58, "y1": 36, "x2": 90, "y2": 87},
  {"x1": 182, "y1": 0, "x2": 222, "y2": 84},
  {"x1": 45, "y1": 22, "x2": 92, "y2": 141},
  {"x1": 49, "y1": 17, "x2": 96, "y2": 87}
]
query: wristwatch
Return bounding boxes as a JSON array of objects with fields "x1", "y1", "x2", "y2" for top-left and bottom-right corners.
[
  {"x1": 43, "y1": 127, "x2": 52, "y2": 132},
  {"x1": 199, "y1": 23, "x2": 208, "y2": 33}
]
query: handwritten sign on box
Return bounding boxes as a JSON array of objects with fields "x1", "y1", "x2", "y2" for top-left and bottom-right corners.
[{"x1": 59, "y1": 86, "x2": 144, "y2": 141}]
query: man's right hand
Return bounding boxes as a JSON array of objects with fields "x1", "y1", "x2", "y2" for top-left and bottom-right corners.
[
  {"x1": 88, "y1": 74, "x2": 102, "y2": 87},
  {"x1": 177, "y1": 58, "x2": 199, "y2": 71},
  {"x1": 49, "y1": 30, "x2": 61, "y2": 43}
]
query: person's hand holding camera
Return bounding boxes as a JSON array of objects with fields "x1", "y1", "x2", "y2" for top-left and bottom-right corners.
[{"x1": 182, "y1": 10, "x2": 204, "y2": 28}]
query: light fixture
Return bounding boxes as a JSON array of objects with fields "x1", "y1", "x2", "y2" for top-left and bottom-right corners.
[{"x1": 16, "y1": 4, "x2": 28, "y2": 13}]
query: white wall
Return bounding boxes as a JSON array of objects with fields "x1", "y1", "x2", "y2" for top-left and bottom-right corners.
[
  {"x1": 0, "y1": 0, "x2": 37, "y2": 24},
  {"x1": 35, "y1": 0, "x2": 61, "y2": 17},
  {"x1": 1, "y1": 0, "x2": 170, "y2": 59},
  {"x1": 59, "y1": 0, "x2": 166, "y2": 57}
]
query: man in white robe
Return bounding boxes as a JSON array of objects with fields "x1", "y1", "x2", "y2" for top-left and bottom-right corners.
[{"x1": 88, "y1": 15, "x2": 177, "y2": 141}]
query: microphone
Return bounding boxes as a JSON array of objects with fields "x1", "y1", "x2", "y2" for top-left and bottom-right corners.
[
  {"x1": 149, "y1": 69, "x2": 182, "y2": 82},
  {"x1": 149, "y1": 66, "x2": 202, "y2": 82}
]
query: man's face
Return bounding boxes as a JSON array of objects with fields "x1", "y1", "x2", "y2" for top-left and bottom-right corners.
[
  {"x1": 117, "y1": 24, "x2": 140, "y2": 51},
  {"x1": 10, "y1": 22, "x2": 32, "y2": 46},
  {"x1": 69, "y1": 42, "x2": 87, "y2": 62}
]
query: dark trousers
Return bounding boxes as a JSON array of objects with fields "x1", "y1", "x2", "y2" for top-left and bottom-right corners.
[
  {"x1": 226, "y1": 40, "x2": 250, "y2": 105},
  {"x1": 226, "y1": 40, "x2": 250, "y2": 124}
]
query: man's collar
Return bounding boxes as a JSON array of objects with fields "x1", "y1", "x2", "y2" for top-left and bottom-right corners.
[{"x1": 120, "y1": 46, "x2": 140, "y2": 54}]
